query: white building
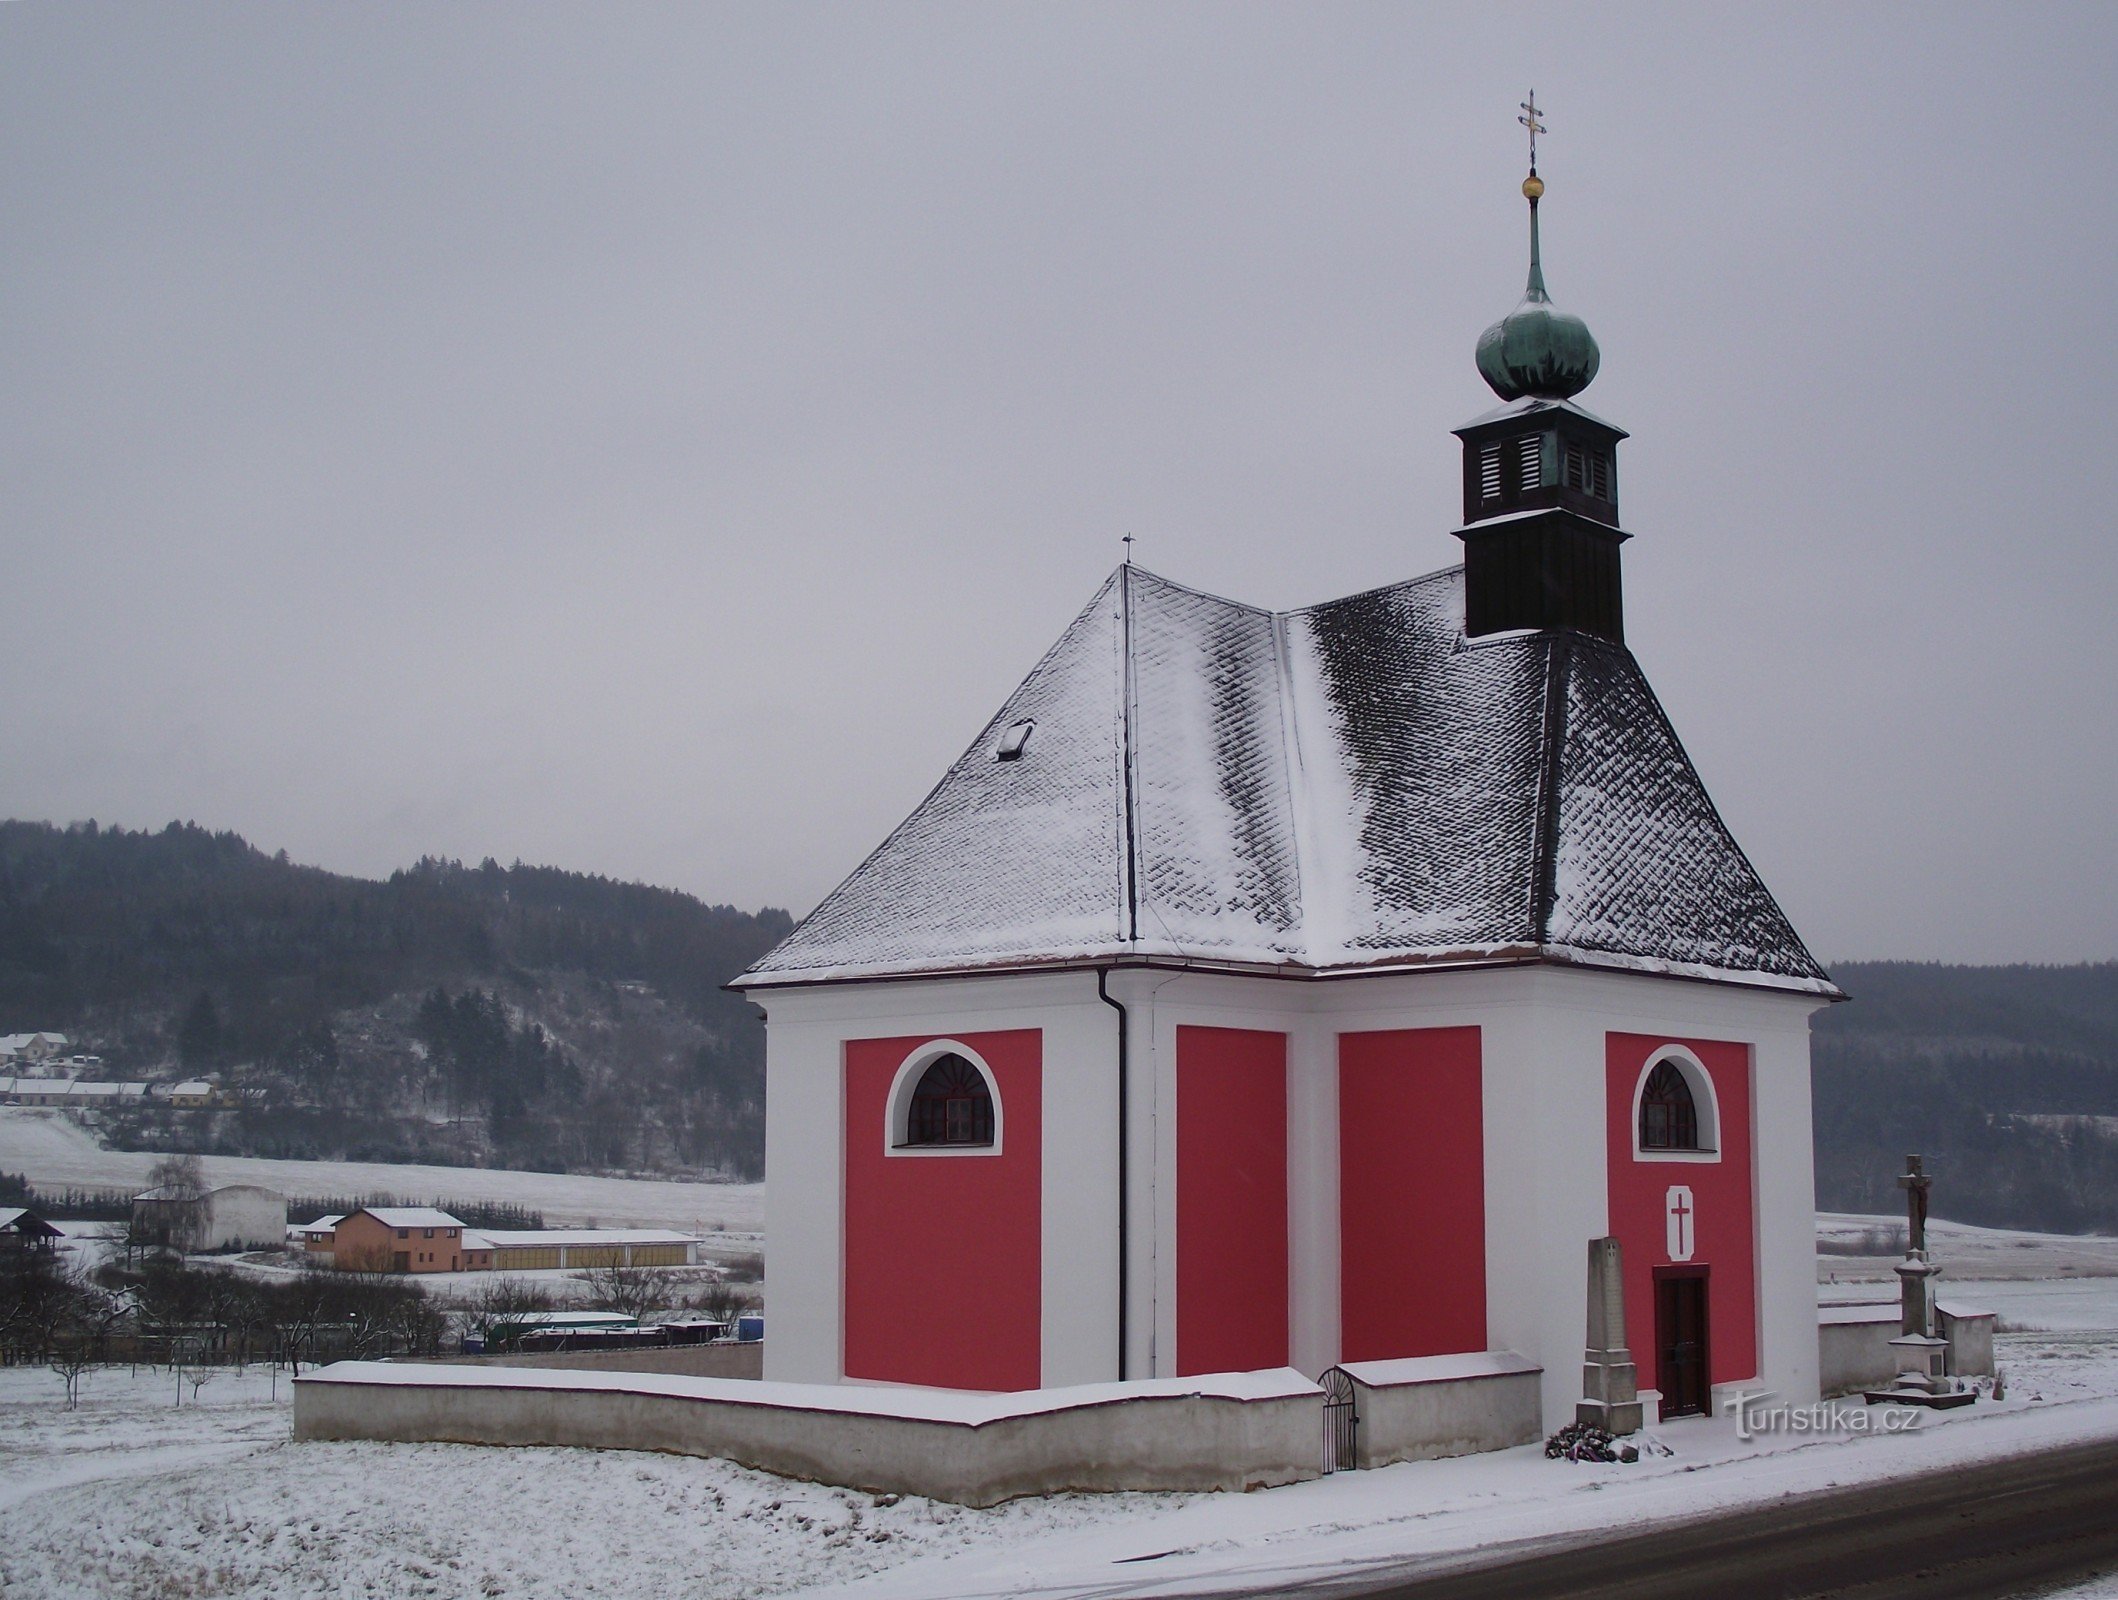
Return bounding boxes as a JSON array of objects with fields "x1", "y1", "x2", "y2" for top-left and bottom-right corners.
[
  {"x1": 0, "y1": 1033, "x2": 70, "y2": 1067},
  {"x1": 133, "y1": 1182, "x2": 287, "y2": 1252},
  {"x1": 733, "y1": 163, "x2": 1837, "y2": 1432}
]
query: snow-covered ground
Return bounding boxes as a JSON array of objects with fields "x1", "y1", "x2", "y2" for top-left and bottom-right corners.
[
  {"x1": 0, "y1": 1108, "x2": 760, "y2": 1235},
  {"x1": 9, "y1": 1193, "x2": 2118, "y2": 1599},
  {"x1": 0, "y1": 1365, "x2": 1170, "y2": 1600},
  {"x1": 9, "y1": 1330, "x2": 2118, "y2": 1600},
  {"x1": 1818, "y1": 1208, "x2": 2118, "y2": 1282}
]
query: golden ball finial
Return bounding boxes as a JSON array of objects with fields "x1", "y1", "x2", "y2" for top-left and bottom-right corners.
[{"x1": 1522, "y1": 172, "x2": 1545, "y2": 202}]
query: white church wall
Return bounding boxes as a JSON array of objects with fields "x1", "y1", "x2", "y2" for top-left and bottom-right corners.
[
  {"x1": 1309, "y1": 967, "x2": 1587, "y2": 1424},
  {"x1": 758, "y1": 960, "x2": 1823, "y2": 1424},
  {"x1": 753, "y1": 972, "x2": 1124, "y2": 1389},
  {"x1": 756, "y1": 1007, "x2": 847, "y2": 1384},
  {"x1": 1119, "y1": 972, "x2": 1312, "y2": 1381},
  {"x1": 1540, "y1": 966, "x2": 1826, "y2": 1421}
]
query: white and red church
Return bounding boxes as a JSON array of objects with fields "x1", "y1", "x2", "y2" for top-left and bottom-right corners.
[{"x1": 734, "y1": 162, "x2": 1839, "y2": 1433}]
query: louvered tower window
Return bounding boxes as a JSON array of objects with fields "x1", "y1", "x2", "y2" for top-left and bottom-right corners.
[
  {"x1": 1479, "y1": 442, "x2": 1504, "y2": 504},
  {"x1": 1517, "y1": 435, "x2": 1542, "y2": 495},
  {"x1": 1563, "y1": 443, "x2": 1612, "y2": 502},
  {"x1": 1638, "y1": 1060, "x2": 1700, "y2": 1151},
  {"x1": 905, "y1": 1054, "x2": 994, "y2": 1146}
]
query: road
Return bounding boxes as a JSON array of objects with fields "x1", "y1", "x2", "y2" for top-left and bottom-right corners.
[{"x1": 1267, "y1": 1435, "x2": 2118, "y2": 1600}]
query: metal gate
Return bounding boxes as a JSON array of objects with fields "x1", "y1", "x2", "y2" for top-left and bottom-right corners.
[{"x1": 1322, "y1": 1366, "x2": 1358, "y2": 1472}]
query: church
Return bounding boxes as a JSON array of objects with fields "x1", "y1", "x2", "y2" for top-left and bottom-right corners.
[{"x1": 733, "y1": 143, "x2": 1838, "y2": 1433}]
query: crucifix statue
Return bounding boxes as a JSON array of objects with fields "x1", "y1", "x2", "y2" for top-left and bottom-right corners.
[{"x1": 1898, "y1": 1153, "x2": 1931, "y2": 1258}]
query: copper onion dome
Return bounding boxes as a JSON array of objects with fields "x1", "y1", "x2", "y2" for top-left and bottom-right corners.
[{"x1": 1475, "y1": 171, "x2": 1601, "y2": 402}]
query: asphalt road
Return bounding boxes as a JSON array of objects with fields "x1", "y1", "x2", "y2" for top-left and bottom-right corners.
[{"x1": 1263, "y1": 1434, "x2": 2118, "y2": 1600}]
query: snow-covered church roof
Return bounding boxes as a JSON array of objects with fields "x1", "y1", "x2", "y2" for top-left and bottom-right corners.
[{"x1": 735, "y1": 562, "x2": 1835, "y2": 996}]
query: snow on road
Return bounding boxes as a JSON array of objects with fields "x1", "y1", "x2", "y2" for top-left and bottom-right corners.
[{"x1": 0, "y1": 1108, "x2": 759, "y2": 1234}]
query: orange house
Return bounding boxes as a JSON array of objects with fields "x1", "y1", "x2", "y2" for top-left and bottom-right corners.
[{"x1": 330, "y1": 1207, "x2": 466, "y2": 1273}]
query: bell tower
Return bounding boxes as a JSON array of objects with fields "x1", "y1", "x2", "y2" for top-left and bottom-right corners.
[{"x1": 1454, "y1": 96, "x2": 1629, "y2": 643}]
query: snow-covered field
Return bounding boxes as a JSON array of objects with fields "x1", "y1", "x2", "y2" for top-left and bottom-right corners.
[
  {"x1": 12, "y1": 1179, "x2": 2118, "y2": 1599},
  {"x1": 0, "y1": 1109, "x2": 760, "y2": 1235},
  {"x1": 10, "y1": 1327, "x2": 2118, "y2": 1600},
  {"x1": 0, "y1": 1365, "x2": 1170, "y2": 1600},
  {"x1": 1818, "y1": 1209, "x2": 2118, "y2": 1282}
]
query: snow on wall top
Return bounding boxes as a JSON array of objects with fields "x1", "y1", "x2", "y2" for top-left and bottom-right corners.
[{"x1": 737, "y1": 564, "x2": 1834, "y2": 995}]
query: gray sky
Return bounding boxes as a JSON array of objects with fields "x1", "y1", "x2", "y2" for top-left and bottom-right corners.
[{"x1": 4, "y1": 3, "x2": 2113, "y2": 965}]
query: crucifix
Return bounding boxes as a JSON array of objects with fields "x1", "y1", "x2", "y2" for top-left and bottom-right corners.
[
  {"x1": 1518, "y1": 91, "x2": 1546, "y2": 173},
  {"x1": 1899, "y1": 1153, "x2": 1932, "y2": 1257}
]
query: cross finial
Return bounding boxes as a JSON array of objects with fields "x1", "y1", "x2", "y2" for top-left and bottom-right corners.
[
  {"x1": 1519, "y1": 91, "x2": 1546, "y2": 174},
  {"x1": 1121, "y1": 532, "x2": 1135, "y2": 565}
]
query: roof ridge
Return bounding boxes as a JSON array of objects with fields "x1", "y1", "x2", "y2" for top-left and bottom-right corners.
[
  {"x1": 1284, "y1": 562, "x2": 1465, "y2": 618},
  {"x1": 1115, "y1": 562, "x2": 1277, "y2": 619}
]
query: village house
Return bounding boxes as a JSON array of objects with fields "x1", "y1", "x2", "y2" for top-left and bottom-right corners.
[
  {"x1": 319, "y1": 1208, "x2": 701, "y2": 1273},
  {"x1": 0, "y1": 1207, "x2": 63, "y2": 1254},
  {"x1": 0, "y1": 1032, "x2": 70, "y2": 1067},
  {"x1": 329, "y1": 1207, "x2": 467, "y2": 1273}
]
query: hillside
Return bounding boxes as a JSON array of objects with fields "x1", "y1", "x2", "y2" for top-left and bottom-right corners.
[
  {"x1": 1814, "y1": 961, "x2": 2118, "y2": 1232},
  {"x1": 0, "y1": 820, "x2": 791, "y2": 1178},
  {"x1": 7, "y1": 821, "x2": 2116, "y2": 1220}
]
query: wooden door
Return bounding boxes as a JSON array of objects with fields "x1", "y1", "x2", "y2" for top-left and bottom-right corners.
[{"x1": 1655, "y1": 1270, "x2": 1710, "y2": 1419}]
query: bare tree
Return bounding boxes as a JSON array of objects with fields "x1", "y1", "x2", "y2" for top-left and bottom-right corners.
[
  {"x1": 573, "y1": 1261, "x2": 676, "y2": 1320},
  {"x1": 462, "y1": 1276, "x2": 555, "y2": 1348},
  {"x1": 137, "y1": 1153, "x2": 210, "y2": 1256},
  {"x1": 687, "y1": 1276, "x2": 758, "y2": 1327}
]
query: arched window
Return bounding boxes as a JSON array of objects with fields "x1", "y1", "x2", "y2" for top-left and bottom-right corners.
[
  {"x1": 1638, "y1": 1059, "x2": 1700, "y2": 1151},
  {"x1": 905, "y1": 1053, "x2": 994, "y2": 1147}
]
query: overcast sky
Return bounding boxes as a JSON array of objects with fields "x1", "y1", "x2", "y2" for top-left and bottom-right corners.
[{"x1": 3, "y1": 4, "x2": 2113, "y2": 966}]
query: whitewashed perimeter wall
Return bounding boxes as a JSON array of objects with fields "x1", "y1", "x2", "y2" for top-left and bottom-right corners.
[{"x1": 294, "y1": 1363, "x2": 1322, "y2": 1506}]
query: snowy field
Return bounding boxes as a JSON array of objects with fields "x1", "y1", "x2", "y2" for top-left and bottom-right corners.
[
  {"x1": 11, "y1": 1183, "x2": 2118, "y2": 1598},
  {"x1": 0, "y1": 1365, "x2": 1168, "y2": 1600},
  {"x1": 0, "y1": 1108, "x2": 760, "y2": 1236},
  {"x1": 10, "y1": 1325, "x2": 2118, "y2": 1600},
  {"x1": 7, "y1": 1276, "x2": 2118, "y2": 1599},
  {"x1": 1818, "y1": 1209, "x2": 2118, "y2": 1282}
]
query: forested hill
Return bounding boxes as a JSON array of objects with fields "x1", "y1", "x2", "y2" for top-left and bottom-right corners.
[
  {"x1": 6, "y1": 823, "x2": 2114, "y2": 1222},
  {"x1": 0, "y1": 820, "x2": 792, "y2": 1178},
  {"x1": 1814, "y1": 961, "x2": 2118, "y2": 1233}
]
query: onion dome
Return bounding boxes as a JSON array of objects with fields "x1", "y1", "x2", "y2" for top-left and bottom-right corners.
[{"x1": 1475, "y1": 172, "x2": 1600, "y2": 401}]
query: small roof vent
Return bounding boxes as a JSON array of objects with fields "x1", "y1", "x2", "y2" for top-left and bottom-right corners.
[{"x1": 995, "y1": 720, "x2": 1035, "y2": 762}]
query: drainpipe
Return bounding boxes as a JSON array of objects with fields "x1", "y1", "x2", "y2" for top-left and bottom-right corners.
[{"x1": 1097, "y1": 967, "x2": 1129, "y2": 1381}]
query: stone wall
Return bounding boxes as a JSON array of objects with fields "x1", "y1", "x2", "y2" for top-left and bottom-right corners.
[
  {"x1": 294, "y1": 1362, "x2": 1323, "y2": 1506},
  {"x1": 1335, "y1": 1351, "x2": 1543, "y2": 1468},
  {"x1": 1818, "y1": 1302, "x2": 1995, "y2": 1396}
]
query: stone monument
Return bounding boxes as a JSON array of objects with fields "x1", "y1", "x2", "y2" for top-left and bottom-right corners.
[
  {"x1": 1578, "y1": 1235, "x2": 1644, "y2": 1434},
  {"x1": 1864, "y1": 1153, "x2": 1974, "y2": 1409}
]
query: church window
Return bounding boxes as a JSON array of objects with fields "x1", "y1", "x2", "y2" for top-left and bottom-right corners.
[
  {"x1": 996, "y1": 720, "x2": 1035, "y2": 761},
  {"x1": 1478, "y1": 442, "x2": 1504, "y2": 503},
  {"x1": 1563, "y1": 443, "x2": 1611, "y2": 501},
  {"x1": 905, "y1": 1053, "x2": 994, "y2": 1147},
  {"x1": 1639, "y1": 1059, "x2": 1700, "y2": 1151}
]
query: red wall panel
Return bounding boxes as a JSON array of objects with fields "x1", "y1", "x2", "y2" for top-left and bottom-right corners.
[
  {"x1": 1604, "y1": 1033, "x2": 1756, "y2": 1393},
  {"x1": 843, "y1": 1030, "x2": 1041, "y2": 1391},
  {"x1": 1176, "y1": 1025, "x2": 1288, "y2": 1376},
  {"x1": 1338, "y1": 1027, "x2": 1486, "y2": 1362}
]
